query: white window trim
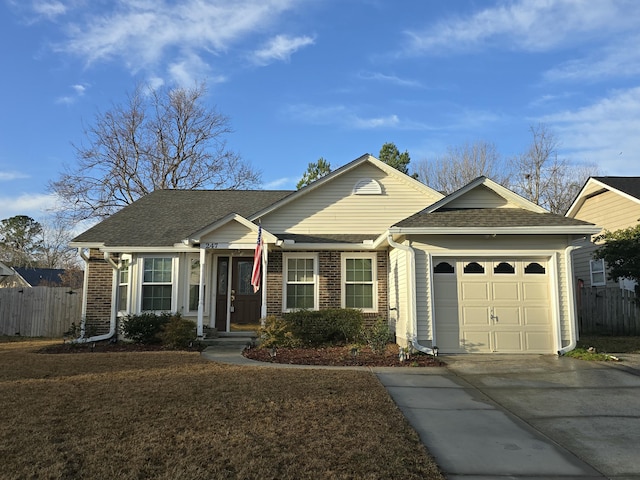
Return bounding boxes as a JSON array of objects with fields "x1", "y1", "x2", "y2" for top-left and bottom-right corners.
[
  {"x1": 590, "y1": 258, "x2": 606, "y2": 287},
  {"x1": 137, "y1": 255, "x2": 179, "y2": 313},
  {"x1": 185, "y1": 253, "x2": 207, "y2": 315},
  {"x1": 341, "y1": 252, "x2": 378, "y2": 313},
  {"x1": 282, "y1": 253, "x2": 319, "y2": 312},
  {"x1": 117, "y1": 254, "x2": 132, "y2": 314}
]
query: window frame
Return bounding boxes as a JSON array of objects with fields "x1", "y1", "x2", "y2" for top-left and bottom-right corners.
[
  {"x1": 282, "y1": 253, "x2": 319, "y2": 312},
  {"x1": 590, "y1": 258, "x2": 606, "y2": 286},
  {"x1": 341, "y1": 252, "x2": 378, "y2": 313},
  {"x1": 117, "y1": 254, "x2": 131, "y2": 314},
  {"x1": 139, "y1": 256, "x2": 177, "y2": 313}
]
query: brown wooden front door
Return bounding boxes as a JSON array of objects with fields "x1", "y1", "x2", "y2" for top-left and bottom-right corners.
[{"x1": 215, "y1": 256, "x2": 261, "y2": 332}]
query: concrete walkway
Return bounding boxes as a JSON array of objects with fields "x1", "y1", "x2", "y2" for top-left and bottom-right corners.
[{"x1": 202, "y1": 347, "x2": 640, "y2": 479}]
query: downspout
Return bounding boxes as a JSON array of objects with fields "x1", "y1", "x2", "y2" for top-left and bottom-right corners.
[
  {"x1": 558, "y1": 245, "x2": 580, "y2": 355},
  {"x1": 387, "y1": 235, "x2": 437, "y2": 356},
  {"x1": 71, "y1": 251, "x2": 119, "y2": 343}
]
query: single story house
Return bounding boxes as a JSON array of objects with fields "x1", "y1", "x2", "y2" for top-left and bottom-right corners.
[
  {"x1": 0, "y1": 264, "x2": 67, "y2": 288},
  {"x1": 70, "y1": 154, "x2": 598, "y2": 354},
  {"x1": 566, "y1": 176, "x2": 640, "y2": 292}
]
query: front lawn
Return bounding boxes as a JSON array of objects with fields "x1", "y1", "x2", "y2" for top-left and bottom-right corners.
[{"x1": 0, "y1": 339, "x2": 444, "y2": 480}]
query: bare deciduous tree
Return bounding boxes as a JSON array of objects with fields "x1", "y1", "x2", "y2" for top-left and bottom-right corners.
[
  {"x1": 510, "y1": 124, "x2": 597, "y2": 214},
  {"x1": 49, "y1": 82, "x2": 261, "y2": 221},
  {"x1": 414, "y1": 141, "x2": 510, "y2": 194}
]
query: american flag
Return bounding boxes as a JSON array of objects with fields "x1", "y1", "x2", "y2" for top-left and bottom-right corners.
[{"x1": 251, "y1": 223, "x2": 262, "y2": 293}]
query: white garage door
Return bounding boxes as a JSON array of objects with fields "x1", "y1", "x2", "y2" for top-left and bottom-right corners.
[{"x1": 433, "y1": 258, "x2": 553, "y2": 353}]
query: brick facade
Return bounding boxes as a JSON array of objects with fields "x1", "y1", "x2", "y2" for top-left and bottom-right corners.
[
  {"x1": 266, "y1": 249, "x2": 388, "y2": 326},
  {"x1": 84, "y1": 249, "x2": 114, "y2": 335}
]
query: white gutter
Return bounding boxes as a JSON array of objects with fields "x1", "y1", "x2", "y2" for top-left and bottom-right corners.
[
  {"x1": 387, "y1": 235, "x2": 437, "y2": 356},
  {"x1": 558, "y1": 245, "x2": 580, "y2": 355},
  {"x1": 71, "y1": 251, "x2": 119, "y2": 344}
]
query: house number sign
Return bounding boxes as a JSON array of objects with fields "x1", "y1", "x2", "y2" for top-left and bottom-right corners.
[{"x1": 202, "y1": 243, "x2": 219, "y2": 249}]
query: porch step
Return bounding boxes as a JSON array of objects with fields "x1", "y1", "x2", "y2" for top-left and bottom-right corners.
[{"x1": 199, "y1": 335, "x2": 257, "y2": 348}]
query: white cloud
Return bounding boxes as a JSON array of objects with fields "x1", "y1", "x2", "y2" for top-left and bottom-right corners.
[
  {"x1": 262, "y1": 177, "x2": 294, "y2": 189},
  {"x1": 53, "y1": 0, "x2": 298, "y2": 75},
  {"x1": 252, "y1": 34, "x2": 315, "y2": 66},
  {"x1": 0, "y1": 193, "x2": 58, "y2": 220},
  {"x1": 404, "y1": 0, "x2": 640, "y2": 54},
  {"x1": 541, "y1": 86, "x2": 640, "y2": 174},
  {"x1": 55, "y1": 82, "x2": 88, "y2": 104},
  {"x1": 32, "y1": 0, "x2": 67, "y2": 20},
  {"x1": 357, "y1": 71, "x2": 422, "y2": 88},
  {"x1": 0, "y1": 171, "x2": 29, "y2": 181},
  {"x1": 286, "y1": 104, "x2": 403, "y2": 129}
]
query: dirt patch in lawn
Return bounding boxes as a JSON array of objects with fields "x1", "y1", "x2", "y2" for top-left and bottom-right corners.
[
  {"x1": 244, "y1": 344, "x2": 444, "y2": 367},
  {"x1": 1, "y1": 339, "x2": 445, "y2": 480}
]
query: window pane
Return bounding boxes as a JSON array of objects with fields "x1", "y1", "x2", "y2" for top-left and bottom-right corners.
[
  {"x1": 119, "y1": 260, "x2": 129, "y2": 283},
  {"x1": 286, "y1": 284, "x2": 314, "y2": 309},
  {"x1": 189, "y1": 285, "x2": 203, "y2": 311},
  {"x1": 345, "y1": 284, "x2": 373, "y2": 309},
  {"x1": 346, "y1": 258, "x2": 372, "y2": 282},
  {"x1": 238, "y1": 261, "x2": 253, "y2": 295},
  {"x1": 288, "y1": 258, "x2": 314, "y2": 282},
  {"x1": 118, "y1": 285, "x2": 127, "y2": 311},
  {"x1": 144, "y1": 258, "x2": 172, "y2": 283},
  {"x1": 190, "y1": 259, "x2": 200, "y2": 284},
  {"x1": 142, "y1": 285, "x2": 172, "y2": 311}
]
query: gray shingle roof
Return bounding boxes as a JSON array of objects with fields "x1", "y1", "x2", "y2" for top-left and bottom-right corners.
[
  {"x1": 71, "y1": 190, "x2": 293, "y2": 247},
  {"x1": 395, "y1": 208, "x2": 595, "y2": 229},
  {"x1": 593, "y1": 176, "x2": 640, "y2": 200}
]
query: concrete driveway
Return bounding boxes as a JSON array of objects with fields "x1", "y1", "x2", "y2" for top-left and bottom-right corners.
[{"x1": 378, "y1": 354, "x2": 640, "y2": 480}]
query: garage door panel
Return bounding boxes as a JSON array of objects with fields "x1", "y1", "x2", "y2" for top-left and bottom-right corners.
[
  {"x1": 522, "y1": 283, "x2": 549, "y2": 300},
  {"x1": 461, "y1": 306, "x2": 489, "y2": 325},
  {"x1": 524, "y1": 307, "x2": 550, "y2": 325},
  {"x1": 493, "y1": 306, "x2": 521, "y2": 325},
  {"x1": 461, "y1": 282, "x2": 489, "y2": 300},
  {"x1": 524, "y1": 332, "x2": 553, "y2": 352},
  {"x1": 494, "y1": 331, "x2": 523, "y2": 352},
  {"x1": 461, "y1": 331, "x2": 491, "y2": 353},
  {"x1": 492, "y1": 282, "x2": 520, "y2": 301}
]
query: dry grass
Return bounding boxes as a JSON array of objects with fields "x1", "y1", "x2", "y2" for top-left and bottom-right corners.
[
  {"x1": 0, "y1": 339, "x2": 444, "y2": 480},
  {"x1": 577, "y1": 335, "x2": 640, "y2": 354}
]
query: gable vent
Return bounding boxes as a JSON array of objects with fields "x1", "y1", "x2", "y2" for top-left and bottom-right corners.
[{"x1": 353, "y1": 178, "x2": 382, "y2": 195}]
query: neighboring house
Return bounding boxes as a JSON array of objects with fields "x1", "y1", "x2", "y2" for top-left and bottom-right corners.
[
  {"x1": 0, "y1": 264, "x2": 66, "y2": 288},
  {"x1": 566, "y1": 176, "x2": 640, "y2": 292},
  {"x1": 70, "y1": 154, "x2": 597, "y2": 354}
]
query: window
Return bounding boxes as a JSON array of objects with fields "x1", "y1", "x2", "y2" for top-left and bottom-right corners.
[
  {"x1": 434, "y1": 261, "x2": 455, "y2": 274},
  {"x1": 142, "y1": 257, "x2": 173, "y2": 311},
  {"x1": 117, "y1": 257, "x2": 130, "y2": 312},
  {"x1": 188, "y1": 257, "x2": 205, "y2": 312},
  {"x1": 463, "y1": 262, "x2": 485, "y2": 274},
  {"x1": 524, "y1": 262, "x2": 546, "y2": 274},
  {"x1": 284, "y1": 254, "x2": 317, "y2": 310},
  {"x1": 342, "y1": 253, "x2": 377, "y2": 311},
  {"x1": 590, "y1": 259, "x2": 606, "y2": 286},
  {"x1": 494, "y1": 262, "x2": 515, "y2": 274}
]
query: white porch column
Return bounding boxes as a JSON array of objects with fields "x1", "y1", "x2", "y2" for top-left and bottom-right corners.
[{"x1": 197, "y1": 247, "x2": 206, "y2": 337}]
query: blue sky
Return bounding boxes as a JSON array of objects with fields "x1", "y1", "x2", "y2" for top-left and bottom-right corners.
[{"x1": 2, "y1": 0, "x2": 640, "y2": 221}]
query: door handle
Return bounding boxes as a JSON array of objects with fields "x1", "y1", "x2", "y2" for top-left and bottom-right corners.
[{"x1": 490, "y1": 309, "x2": 498, "y2": 323}]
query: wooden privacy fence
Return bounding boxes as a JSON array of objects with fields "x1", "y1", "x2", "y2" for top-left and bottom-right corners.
[
  {"x1": 577, "y1": 287, "x2": 640, "y2": 335},
  {"x1": 0, "y1": 287, "x2": 82, "y2": 337}
]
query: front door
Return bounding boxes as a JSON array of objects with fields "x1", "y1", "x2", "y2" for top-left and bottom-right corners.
[{"x1": 215, "y1": 256, "x2": 261, "y2": 332}]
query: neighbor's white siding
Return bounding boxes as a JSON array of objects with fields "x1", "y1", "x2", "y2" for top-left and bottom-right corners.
[
  {"x1": 446, "y1": 185, "x2": 515, "y2": 209},
  {"x1": 261, "y1": 162, "x2": 441, "y2": 234},
  {"x1": 201, "y1": 221, "x2": 257, "y2": 245},
  {"x1": 573, "y1": 190, "x2": 640, "y2": 234}
]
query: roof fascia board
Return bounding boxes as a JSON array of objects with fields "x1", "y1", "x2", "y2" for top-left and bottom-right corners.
[
  {"x1": 249, "y1": 154, "x2": 444, "y2": 221},
  {"x1": 279, "y1": 242, "x2": 379, "y2": 251},
  {"x1": 389, "y1": 225, "x2": 601, "y2": 235}
]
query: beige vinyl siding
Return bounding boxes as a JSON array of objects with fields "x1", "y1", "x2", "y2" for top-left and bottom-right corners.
[
  {"x1": 414, "y1": 247, "x2": 431, "y2": 344},
  {"x1": 261, "y1": 163, "x2": 441, "y2": 234},
  {"x1": 446, "y1": 185, "x2": 515, "y2": 209},
  {"x1": 201, "y1": 221, "x2": 257, "y2": 245},
  {"x1": 574, "y1": 190, "x2": 640, "y2": 235}
]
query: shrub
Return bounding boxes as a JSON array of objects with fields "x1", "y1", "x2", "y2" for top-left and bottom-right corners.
[
  {"x1": 284, "y1": 308, "x2": 364, "y2": 346},
  {"x1": 361, "y1": 318, "x2": 392, "y2": 354},
  {"x1": 159, "y1": 316, "x2": 197, "y2": 349},
  {"x1": 121, "y1": 312, "x2": 173, "y2": 344},
  {"x1": 257, "y1": 316, "x2": 300, "y2": 348}
]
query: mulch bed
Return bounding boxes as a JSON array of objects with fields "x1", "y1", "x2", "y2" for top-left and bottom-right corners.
[
  {"x1": 37, "y1": 340, "x2": 444, "y2": 367},
  {"x1": 243, "y1": 344, "x2": 444, "y2": 367}
]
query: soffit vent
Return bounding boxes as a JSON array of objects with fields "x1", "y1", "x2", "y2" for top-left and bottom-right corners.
[{"x1": 353, "y1": 178, "x2": 382, "y2": 195}]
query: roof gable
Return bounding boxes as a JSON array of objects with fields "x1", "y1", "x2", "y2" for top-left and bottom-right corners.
[
  {"x1": 425, "y1": 177, "x2": 548, "y2": 214},
  {"x1": 566, "y1": 176, "x2": 640, "y2": 218}
]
